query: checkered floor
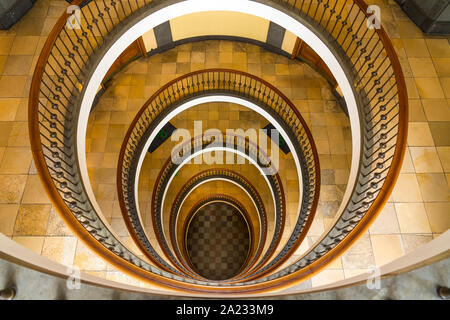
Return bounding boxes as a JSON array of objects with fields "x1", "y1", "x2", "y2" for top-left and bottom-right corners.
[{"x1": 186, "y1": 202, "x2": 250, "y2": 280}]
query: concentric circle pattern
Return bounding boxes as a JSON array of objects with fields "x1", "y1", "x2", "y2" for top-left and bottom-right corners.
[{"x1": 186, "y1": 202, "x2": 251, "y2": 280}]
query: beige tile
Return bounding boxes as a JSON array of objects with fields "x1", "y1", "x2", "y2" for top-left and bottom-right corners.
[
  {"x1": 405, "y1": 78, "x2": 419, "y2": 99},
  {"x1": 275, "y1": 64, "x2": 290, "y2": 75},
  {"x1": 14, "y1": 16, "x2": 44, "y2": 36},
  {"x1": 433, "y1": 58, "x2": 450, "y2": 77},
  {"x1": 83, "y1": 271, "x2": 107, "y2": 279},
  {"x1": 0, "y1": 75, "x2": 27, "y2": 97},
  {"x1": 407, "y1": 99, "x2": 427, "y2": 122},
  {"x1": 395, "y1": 203, "x2": 431, "y2": 233},
  {"x1": 370, "y1": 234, "x2": 404, "y2": 266},
  {"x1": 426, "y1": 39, "x2": 450, "y2": 58},
  {"x1": 334, "y1": 168, "x2": 350, "y2": 184},
  {"x1": 416, "y1": 173, "x2": 450, "y2": 202},
  {"x1": 400, "y1": 147, "x2": 415, "y2": 173},
  {"x1": 392, "y1": 173, "x2": 423, "y2": 202},
  {"x1": 305, "y1": 216, "x2": 324, "y2": 236},
  {"x1": 46, "y1": 208, "x2": 73, "y2": 236},
  {"x1": 409, "y1": 147, "x2": 443, "y2": 173},
  {"x1": 424, "y1": 202, "x2": 450, "y2": 233},
  {"x1": 446, "y1": 173, "x2": 450, "y2": 190},
  {"x1": 12, "y1": 236, "x2": 44, "y2": 255},
  {"x1": 344, "y1": 269, "x2": 369, "y2": 279},
  {"x1": 341, "y1": 234, "x2": 375, "y2": 269},
  {"x1": 0, "y1": 36, "x2": 14, "y2": 55},
  {"x1": 402, "y1": 39, "x2": 429, "y2": 57},
  {"x1": 110, "y1": 218, "x2": 130, "y2": 237},
  {"x1": 42, "y1": 237, "x2": 77, "y2": 266},
  {"x1": 0, "y1": 55, "x2": 6, "y2": 75},
  {"x1": 315, "y1": 139, "x2": 330, "y2": 154},
  {"x1": 219, "y1": 52, "x2": 232, "y2": 64},
  {"x1": 177, "y1": 51, "x2": 190, "y2": 62},
  {"x1": 96, "y1": 183, "x2": 116, "y2": 202},
  {"x1": 441, "y1": 78, "x2": 450, "y2": 99},
  {"x1": 105, "y1": 271, "x2": 141, "y2": 286},
  {"x1": 0, "y1": 204, "x2": 19, "y2": 236},
  {"x1": 6, "y1": 121, "x2": 29, "y2": 147},
  {"x1": 408, "y1": 58, "x2": 437, "y2": 77},
  {"x1": 13, "y1": 98, "x2": 28, "y2": 121},
  {"x1": 13, "y1": 204, "x2": 51, "y2": 236},
  {"x1": 2, "y1": 55, "x2": 33, "y2": 75},
  {"x1": 0, "y1": 174, "x2": 27, "y2": 203},
  {"x1": 231, "y1": 52, "x2": 246, "y2": 64},
  {"x1": 429, "y1": 122, "x2": 450, "y2": 147},
  {"x1": 407, "y1": 122, "x2": 435, "y2": 147},
  {"x1": 369, "y1": 203, "x2": 400, "y2": 234}
]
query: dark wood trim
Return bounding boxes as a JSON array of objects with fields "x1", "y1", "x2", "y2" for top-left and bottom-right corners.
[{"x1": 396, "y1": 0, "x2": 450, "y2": 35}]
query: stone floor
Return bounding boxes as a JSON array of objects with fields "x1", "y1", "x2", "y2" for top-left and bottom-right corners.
[
  {"x1": 137, "y1": 101, "x2": 306, "y2": 265},
  {"x1": 0, "y1": 0, "x2": 448, "y2": 290}
]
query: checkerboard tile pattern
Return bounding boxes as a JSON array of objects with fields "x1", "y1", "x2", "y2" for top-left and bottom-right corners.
[{"x1": 186, "y1": 202, "x2": 250, "y2": 280}]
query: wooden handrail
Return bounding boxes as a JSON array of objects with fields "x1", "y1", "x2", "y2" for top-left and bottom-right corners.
[{"x1": 116, "y1": 69, "x2": 319, "y2": 283}]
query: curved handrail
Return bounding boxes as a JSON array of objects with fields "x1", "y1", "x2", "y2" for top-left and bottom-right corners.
[{"x1": 28, "y1": 0, "x2": 407, "y2": 294}]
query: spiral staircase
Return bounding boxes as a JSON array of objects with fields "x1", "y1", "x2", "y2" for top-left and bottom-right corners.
[{"x1": 22, "y1": 0, "x2": 414, "y2": 296}]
